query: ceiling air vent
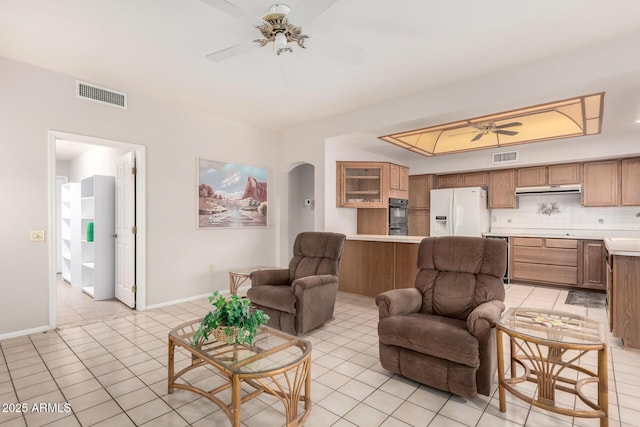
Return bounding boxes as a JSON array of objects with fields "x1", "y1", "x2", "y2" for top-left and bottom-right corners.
[
  {"x1": 492, "y1": 151, "x2": 518, "y2": 164},
  {"x1": 76, "y1": 81, "x2": 127, "y2": 109}
]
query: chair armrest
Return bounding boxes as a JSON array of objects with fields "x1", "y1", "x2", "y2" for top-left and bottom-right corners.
[
  {"x1": 467, "y1": 300, "x2": 505, "y2": 338},
  {"x1": 375, "y1": 288, "x2": 422, "y2": 319},
  {"x1": 250, "y1": 269, "x2": 290, "y2": 287},
  {"x1": 291, "y1": 275, "x2": 337, "y2": 294}
]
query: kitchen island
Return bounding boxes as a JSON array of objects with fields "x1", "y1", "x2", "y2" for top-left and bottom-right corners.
[
  {"x1": 604, "y1": 237, "x2": 640, "y2": 349},
  {"x1": 338, "y1": 235, "x2": 425, "y2": 297}
]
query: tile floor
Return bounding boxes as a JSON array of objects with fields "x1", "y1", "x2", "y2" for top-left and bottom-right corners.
[{"x1": 1, "y1": 283, "x2": 639, "y2": 426}]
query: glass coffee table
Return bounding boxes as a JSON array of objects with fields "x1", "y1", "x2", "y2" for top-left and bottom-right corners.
[
  {"x1": 168, "y1": 320, "x2": 312, "y2": 426},
  {"x1": 496, "y1": 307, "x2": 608, "y2": 427}
]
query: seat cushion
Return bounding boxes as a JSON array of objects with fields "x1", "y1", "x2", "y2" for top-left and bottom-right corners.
[
  {"x1": 378, "y1": 313, "x2": 480, "y2": 368},
  {"x1": 246, "y1": 285, "x2": 296, "y2": 314}
]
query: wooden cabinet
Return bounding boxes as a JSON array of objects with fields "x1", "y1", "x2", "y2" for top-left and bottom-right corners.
[
  {"x1": 621, "y1": 157, "x2": 640, "y2": 205},
  {"x1": 408, "y1": 209, "x2": 429, "y2": 236},
  {"x1": 389, "y1": 163, "x2": 409, "y2": 199},
  {"x1": 336, "y1": 161, "x2": 408, "y2": 208},
  {"x1": 461, "y1": 171, "x2": 489, "y2": 187},
  {"x1": 516, "y1": 164, "x2": 580, "y2": 187},
  {"x1": 408, "y1": 175, "x2": 434, "y2": 209},
  {"x1": 336, "y1": 162, "x2": 387, "y2": 208},
  {"x1": 610, "y1": 255, "x2": 640, "y2": 348},
  {"x1": 579, "y1": 240, "x2": 605, "y2": 291},
  {"x1": 437, "y1": 174, "x2": 462, "y2": 188},
  {"x1": 548, "y1": 163, "x2": 581, "y2": 185},
  {"x1": 489, "y1": 169, "x2": 517, "y2": 209},
  {"x1": 408, "y1": 174, "x2": 434, "y2": 237},
  {"x1": 338, "y1": 239, "x2": 418, "y2": 297},
  {"x1": 517, "y1": 166, "x2": 547, "y2": 186},
  {"x1": 511, "y1": 237, "x2": 578, "y2": 286},
  {"x1": 582, "y1": 160, "x2": 619, "y2": 206}
]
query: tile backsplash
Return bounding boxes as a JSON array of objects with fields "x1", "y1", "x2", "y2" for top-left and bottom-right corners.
[{"x1": 491, "y1": 194, "x2": 640, "y2": 231}]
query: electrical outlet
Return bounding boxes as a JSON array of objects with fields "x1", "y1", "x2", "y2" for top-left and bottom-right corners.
[
  {"x1": 208, "y1": 264, "x2": 215, "y2": 272},
  {"x1": 30, "y1": 230, "x2": 45, "y2": 242}
]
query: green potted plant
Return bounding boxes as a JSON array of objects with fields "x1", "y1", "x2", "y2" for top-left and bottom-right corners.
[{"x1": 192, "y1": 291, "x2": 269, "y2": 347}]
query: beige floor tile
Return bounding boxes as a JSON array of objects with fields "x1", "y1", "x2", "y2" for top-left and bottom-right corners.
[
  {"x1": 345, "y1": 402, "x2": 388, "y2": 426},
  {"x1": 106, "y1": 376, "x2": 146, "y2": 398},
  {"x1": 391, "y1": 401, "x2": 437, "y2": 426},
  {"x1": 67, "y1": 388, "x2": 112, "y2": 412},
  {"x1": 76, "y1": 400, "x2": 123, "y2": 426},
  {"x1": 126, "y1": 397, "x2": 173, "y2": 425},
  {"x1": 62, "y1": 378, "x2": 104, "y2": 400},
  {"x1": 91, "y1": 412, "x2": 136, "y2": 427}
]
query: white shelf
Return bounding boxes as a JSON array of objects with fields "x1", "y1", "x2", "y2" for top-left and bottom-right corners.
[
  {"x1": 80, "y1": 175, "x2": 115, "y2": 301},
  {"x1": 60, "y1": 182, "x2": 81, "y2": 287}
]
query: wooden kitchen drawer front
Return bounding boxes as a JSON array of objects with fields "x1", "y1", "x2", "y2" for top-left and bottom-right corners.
[
  {"x1": 512, "y1": 237, "x2": 543, "y2": 247},
  {"x1": 545, "y1": 238, "x2": 577, "y2": 249},
  {"x1": 513, "y1": 262, "x2": 578, "y2": 285},
  {"x1": 513, "y1": 246, "x2": 578, "y2": 266}
]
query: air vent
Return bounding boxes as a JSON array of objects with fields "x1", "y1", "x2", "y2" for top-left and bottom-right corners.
[
  {"x1": 76, "y1": 81, "x2": 127, "y2": 109},
  {"x1": 492, "y1": 151, "x2": 518, "y2": 164}
]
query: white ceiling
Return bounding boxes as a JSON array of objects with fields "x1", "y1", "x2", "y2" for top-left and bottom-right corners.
[{"x1": 3, "y1": 0, "x2": 640, "y2": 136}]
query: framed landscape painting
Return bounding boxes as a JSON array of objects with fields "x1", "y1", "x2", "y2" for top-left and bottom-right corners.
[{"x1": 197, "y1": 158, "x2": 268, "y2": 228}]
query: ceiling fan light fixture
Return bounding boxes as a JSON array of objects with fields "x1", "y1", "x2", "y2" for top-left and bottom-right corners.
[{"x1": 273, "y1": 32, "x2": 291, "y2": 55}]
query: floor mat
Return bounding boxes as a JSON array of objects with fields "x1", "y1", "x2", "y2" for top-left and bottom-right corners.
[{"x1": 564, "y1": 290, "x2": 606, "y2": 308}]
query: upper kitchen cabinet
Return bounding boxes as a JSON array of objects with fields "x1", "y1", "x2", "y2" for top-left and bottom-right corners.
[
  {"x1": 548, "y1": 163, "x2": 581, "y2": 185},
  {"x1": 336, "y1": 161, "x2": 407, "y2": 208},
  {"x1": 437, "y1": 171, "x2": 488, "y2": 188},
  {"x1": 516, "y1": 166, "x2": 547, "y2": 187},
  {"x1": 437, "y1": 173, "x2": 462, "y2": 188},
  {"x1": 621, "y1": 157, "x2": 640, "y2": 205},
  {"x1": 389, "y1": 163, "x2": 409, "y2": 199},
  {"x1": 489, "y1": 169, "x2": 517, "y2": 209},
  {"x1": 582, "y1": 160, "x2": 619, "y2": 206},
  {"x1": 408, "y1": 175, "x2": 435, "y2": 208},
  {"x1": 516, "y1": 163, "x2": 581, "y2": 186}
]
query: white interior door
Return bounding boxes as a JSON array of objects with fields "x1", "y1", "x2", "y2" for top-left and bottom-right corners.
[{"x1": 115, "y1": 152, "x2": 136, "y2": 308}]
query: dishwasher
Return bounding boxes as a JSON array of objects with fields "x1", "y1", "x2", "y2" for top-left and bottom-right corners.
[{"x1": 486, "y1": 235, "x2": 510, "y2": 284}]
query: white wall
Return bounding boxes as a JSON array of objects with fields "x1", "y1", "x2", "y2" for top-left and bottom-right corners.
[
  {"x1": 68, "y1": 145, "x2": 127, "y2": 182},
  {"x1": 0, "y1": 56, "x2": 278, "y2": 337}
]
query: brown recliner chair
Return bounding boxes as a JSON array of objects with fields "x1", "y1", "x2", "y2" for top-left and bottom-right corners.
[
  {"x1": 376, "y1": 236, "x2": 507, "y2": 398},
  {"x1": 247, "y1": 232, "x2": 346, "y2": 336}
]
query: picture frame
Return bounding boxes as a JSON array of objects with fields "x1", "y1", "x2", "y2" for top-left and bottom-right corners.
[{"x1": 197, "y1": 158, "x2": 268, "y2": 229}]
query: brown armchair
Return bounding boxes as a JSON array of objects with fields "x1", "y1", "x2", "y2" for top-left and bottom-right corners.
[
  {"x1": 247, "y1": 232, "x2": 346, "y2": 336},
  {"x1": 376, "y1": 236, "x2": 507, "y2": 398}
]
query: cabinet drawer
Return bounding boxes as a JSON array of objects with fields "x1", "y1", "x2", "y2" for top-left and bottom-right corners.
[
  {"x1": 513, "y1": 246, "x2": 578, "y2": 267},
  {"x1": 512, "y1": 237, "x2": 543, "y2": 247},
  {"x1": 513, "y1": 262, "x2": 578, "y2": 285},
  {"x1": 545, "y1": 238, "x2": 577, "y2": 249}
]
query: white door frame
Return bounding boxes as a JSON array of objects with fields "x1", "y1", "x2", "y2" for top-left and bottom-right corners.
[{"x1": 47, "y1": 131, "x2": 147, "y2": 329}]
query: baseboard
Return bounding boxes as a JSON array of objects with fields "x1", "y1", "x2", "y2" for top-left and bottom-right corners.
[{"x1": 0, "y1": 324, "x2": 54, "y2": 341}]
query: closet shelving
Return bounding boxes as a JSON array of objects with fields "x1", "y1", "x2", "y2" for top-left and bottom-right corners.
[
  {"x1": 60, "y1": 182, "x2": 81, "y2": 286},
  {"x1": 80, "y1": 175, "x2": 115, "y2": 300}
]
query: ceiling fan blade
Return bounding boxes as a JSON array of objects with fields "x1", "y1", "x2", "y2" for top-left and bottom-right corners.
[
  {"x1": 471, "y1": 133, "x2": 484, "y2": 142},
  {"x1": 206, "y1": 40, "x2": 258, "y2": 62},
  {"x1": 304, "y1": 36, "x2": 364, "y2": 65},
  {"x1": 495, "y1": 121, "x2": 522, "y2": 129},
  {"x1": 200, "y1": 0, "x2": 264, "y2": 26},
  {"x1": 494, "y1": 130, "x2": 519, "y2": 136},
  {"x1": 287, "y1": 0, "x2": 340, "y2": 26}
]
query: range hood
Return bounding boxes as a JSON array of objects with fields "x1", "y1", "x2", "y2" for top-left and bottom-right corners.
[{"x1": 514, "y1": 184, "x2": 582, "y2": 196}]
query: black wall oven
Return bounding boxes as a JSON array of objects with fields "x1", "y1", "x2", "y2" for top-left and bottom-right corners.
[{"x1": 389, "y1": 198, "x2": 408, "y2": 236}]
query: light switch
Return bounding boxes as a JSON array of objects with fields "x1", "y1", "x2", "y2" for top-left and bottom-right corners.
[{"x1": 30, "y1": 230, "x2": 45, "y2": 242}]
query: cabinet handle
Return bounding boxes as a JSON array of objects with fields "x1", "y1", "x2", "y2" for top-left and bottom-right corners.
[{"x1": 112, "y1": 233, "x2": 118, "y2": 238}]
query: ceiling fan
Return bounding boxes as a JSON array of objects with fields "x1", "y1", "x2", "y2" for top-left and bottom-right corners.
[
  {"x1": 201, "y1": 0, "x2": 363, "y2": 64},
  {"x1": 469, "y1": 121, "x2": 522, "y2": 141}
]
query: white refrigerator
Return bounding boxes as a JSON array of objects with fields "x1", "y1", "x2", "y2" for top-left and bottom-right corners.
[{"x1": 430, "y1": 187, "x2": 490, "y2": 236}]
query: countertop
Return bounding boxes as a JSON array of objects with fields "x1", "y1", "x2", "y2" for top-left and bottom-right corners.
[
  {"x1": 346, "y1": 234, "x2": 425, "y2": 244},
  {"x1": 604, "y1": 238, "x2": 640, "y2": 257}
]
